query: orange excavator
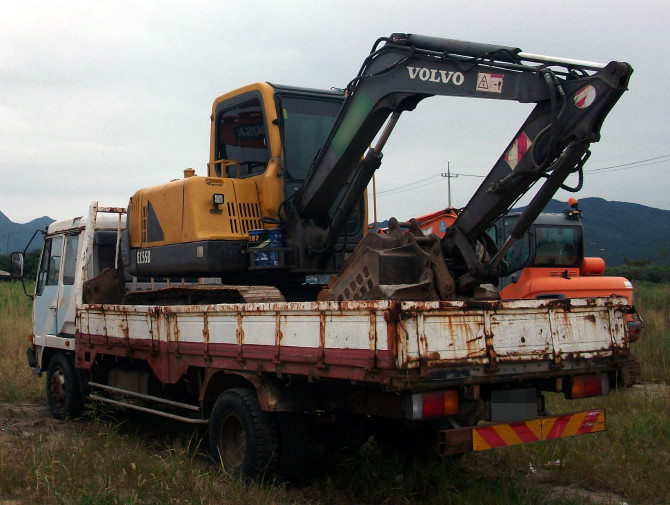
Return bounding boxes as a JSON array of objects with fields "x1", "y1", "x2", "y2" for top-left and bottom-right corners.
[{"x1": 411, "y1": 199, "x2": 641, "y2": 337}]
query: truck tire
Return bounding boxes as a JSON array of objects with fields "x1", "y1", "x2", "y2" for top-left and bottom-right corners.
[
  {"x1": 209, "y1": 388, "x2": 278, "y2": 480},
  {"x1": 46, "y1": 352, "x2": 83, "y2": 419}
]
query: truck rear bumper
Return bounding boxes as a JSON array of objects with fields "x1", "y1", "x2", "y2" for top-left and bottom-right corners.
[{"x1": 438, "y1": 409, "x2": 605, "y2": 456}]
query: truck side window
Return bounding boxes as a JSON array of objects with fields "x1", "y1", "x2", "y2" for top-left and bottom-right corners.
[
  {"x1": 215, "y1": 97, "x2": 269, "y2": 178},
  {"x1": 62, "y1": 235, "x2": 79, "y2": 285},
  {"x1": 36, "y1": 239, "x2": 52, "y2": 296},
  {"x1": 46, "y1": 236, "x2": 63, "y2": 287}
]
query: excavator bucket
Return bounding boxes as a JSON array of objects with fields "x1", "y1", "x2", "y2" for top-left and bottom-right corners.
[{"x1": 319, "y1": 219, "x2": 456, "y2": 301}]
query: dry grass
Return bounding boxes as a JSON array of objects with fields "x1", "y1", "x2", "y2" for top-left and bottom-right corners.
[
  {"x1": 0, "y1": 281, "x2": 42, "y2": 403},
  {"x1": 0, "y1": 281, "x2": 668, "y2": 504}
]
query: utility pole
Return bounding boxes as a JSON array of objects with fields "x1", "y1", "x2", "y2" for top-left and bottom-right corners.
[
  {"x1": 4, "y1": 232, "x2": 17, "y2": 255},
  {"x1": 441, "y1": 162, "x2": 458, "y2": 208}
]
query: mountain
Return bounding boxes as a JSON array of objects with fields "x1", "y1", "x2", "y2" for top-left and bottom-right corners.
[{"x1": 0, "y1": 210, "x2": 54, "y2": 254}]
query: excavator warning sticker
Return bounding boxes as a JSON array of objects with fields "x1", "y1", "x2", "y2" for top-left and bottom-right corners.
[
  {"x1": 504, "y1": 132, "x2": 532, "y2": 169},
  {"x1": 574, "y1": 85, "x2": 597, "y2": 109},
  {"x1": 476, "y1": 73, "x2": 503, "y2": 93}
]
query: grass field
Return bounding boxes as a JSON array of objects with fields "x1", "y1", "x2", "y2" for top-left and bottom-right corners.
[{"x1": 0, "y1": 281, "x2": 668, "y2": 505}]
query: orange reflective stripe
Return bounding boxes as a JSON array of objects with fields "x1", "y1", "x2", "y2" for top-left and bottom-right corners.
[
  {"x1": 473, "y1": 425, "x2": 507, "y2": 450},
  {"x1": 494, "y1": 423, "x2": 526, "y2": 446},
  {"x1": 559, "y1": 411, "x2": 588, "y2": 438},
  {"x1": 472, "y1": 410, "x2": 605, "y2": 451}
]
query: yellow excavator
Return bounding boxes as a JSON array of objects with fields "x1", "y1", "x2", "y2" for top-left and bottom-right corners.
[{"x1": 122, "y1": 33, "x2": 632, "y2": 302}]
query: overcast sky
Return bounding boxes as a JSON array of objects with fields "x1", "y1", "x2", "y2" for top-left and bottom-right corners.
[{"x1": 2, "y1": 0, "x2": 669, "y2": 224}]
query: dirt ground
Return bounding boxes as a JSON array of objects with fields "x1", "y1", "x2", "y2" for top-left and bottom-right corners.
[{"x1": 0, "y1": 401, "x2": 53, "y2": 447}]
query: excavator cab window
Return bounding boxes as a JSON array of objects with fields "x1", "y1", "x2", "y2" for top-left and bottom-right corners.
[
  {"x1": 214, "y1": 96, "x2": 269, "y2": 178},
  {"x1": 278, "y1": 95, "x2": 342, "y2": 196},
  {"x1": 497, "y1": 216, "x2": 531, "y2": 274},
  {"x1": 532, "y1": 225, "x2": 583, "y2": 267}
]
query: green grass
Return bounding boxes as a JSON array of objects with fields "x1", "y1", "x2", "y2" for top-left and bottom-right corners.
[
  {"x1": 0, "y1": 281, "x2": 668, "y2": 504},
  {"x1": 631, "y1": 281, "x2": 670, "y2": 382}
]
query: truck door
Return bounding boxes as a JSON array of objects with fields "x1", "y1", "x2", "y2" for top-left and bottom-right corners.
[
  {"x1": 34, "y1": 235, "x2": 63, "y2": 338},
  {"x1": 34, "y1": 234, "x2": 79, "y2": 338}
]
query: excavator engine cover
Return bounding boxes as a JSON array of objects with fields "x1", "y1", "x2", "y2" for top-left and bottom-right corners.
[{"x1": 319, "y1": 219, "x2": 456, "y2": 301}]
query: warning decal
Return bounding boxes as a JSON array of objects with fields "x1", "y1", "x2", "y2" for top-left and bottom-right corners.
[
  {"x1": 476, "y1": 73, "x2": 504, "y2": 93},
  {"x1": 504, "y1": 131, "x2": 532, "y2": 169},
  {"x1": 574, "y1": 85, "x2": 597, "y2": 109}
]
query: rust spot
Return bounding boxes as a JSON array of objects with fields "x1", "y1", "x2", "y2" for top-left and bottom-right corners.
[
  {"x1": 367, "y1": 310, "x2": 378, "y2": 372},
  {"x1": 274, "y1": 312, "x2": 283, "y2": 365},
  {"x1": 383, "y1": 302, "x2": 400, "y2": 323},
  {"x1": 235, "y1": 312, "x2": 244, "y2": 362},
  {"x1": 202, "y1": 312, "x2": 211, "y2": 361},
  {"x1": 461, "y1": 300, "x2": 504, "y2": 311},
  {"x1": 121, "y1": 315, "x2": 129, "y2": 340},
  {"x1": 171, "y1": 313, "x2": 180, "y2": 342},
  {"x1": 384, "y1": 305, "x2": 399, "y2": 366},
  {"x1": 316, "y1": 312, "x2": 327, "y2": 370}
]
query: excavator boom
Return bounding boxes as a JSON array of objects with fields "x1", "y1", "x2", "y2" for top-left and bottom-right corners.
[{"x1": 304, "y1": 33, "x2": 632, "y2": 299}]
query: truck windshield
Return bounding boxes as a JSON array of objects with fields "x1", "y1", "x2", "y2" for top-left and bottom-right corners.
[
  {"x1": 532, "y1": 225, "x2": 583, "y2": 267},
  {"x1": 279, "y1": 96, "x2": 342, "y2": 183}
]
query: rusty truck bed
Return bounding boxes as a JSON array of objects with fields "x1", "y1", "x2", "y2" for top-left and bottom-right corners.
[{"x1": 74, "y1": 296, "x2": 630, "y2": 389}]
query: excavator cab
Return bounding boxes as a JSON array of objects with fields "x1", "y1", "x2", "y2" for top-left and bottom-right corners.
[
  {"x1": 494, "y1": 213, "x2": 585, "y2": 286},
  {"x1": 125, "y1": 83, "x2": 366, "y2": 291}
]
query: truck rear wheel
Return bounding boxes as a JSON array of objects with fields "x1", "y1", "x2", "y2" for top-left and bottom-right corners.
[
  {"x1": 209, "y1": 388, "x2": 278, "y2": 480},
  {"x1": 46, "y1": 352, "x2": 83, "y2": 419}
]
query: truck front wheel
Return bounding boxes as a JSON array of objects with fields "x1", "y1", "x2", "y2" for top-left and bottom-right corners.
[
  {"x1": 209, "y1": 388, "x2": 278, "y2": 480},
  {"x1": 46, "y1": 352, "x2": 83, "y2": 419}
]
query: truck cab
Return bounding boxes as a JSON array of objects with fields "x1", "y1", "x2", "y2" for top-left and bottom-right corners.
[{"x1": 26, "y1": 209, "x2": 126, "y2": 378}]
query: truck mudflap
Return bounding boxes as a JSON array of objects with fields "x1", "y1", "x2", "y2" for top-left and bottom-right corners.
[{"x1": 438, "y1": 409, "x2": 605, "y2": 456}]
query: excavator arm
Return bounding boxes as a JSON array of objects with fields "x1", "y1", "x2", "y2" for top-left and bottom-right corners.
[{"x1": 296, "y1": 33, "x2": 632, "y2": 299}]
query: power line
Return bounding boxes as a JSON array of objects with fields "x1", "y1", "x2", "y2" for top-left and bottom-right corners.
[
  {"x1": 374, "y1": 152, "x2": 670, "y2": 198},
  {"x1": 374, "y1": 172, "x2": 484, "y2": 198},
  {"x1": 375, "y1": 174, "x2": 441, "y2": 196},
  {"x1": 585, "y1": 154, "x2": 670, "y2": 173},
  {"x1": 374, "y1": 178, "x2": 441, "y2": 198}
]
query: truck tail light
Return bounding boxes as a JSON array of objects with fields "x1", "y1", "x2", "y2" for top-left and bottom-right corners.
[
  {"x1": 409, "y1": 390, "x2": 458, "y2": 419},
  {"x1": 566, "y1": 373, "x2": 609, "y2": 399},
  {"x1": 626, "y1": 312, "x2": 642, "y2": 343},
  {"x1": 627, "y1": 319, "x2": 642, "y2": 342}
]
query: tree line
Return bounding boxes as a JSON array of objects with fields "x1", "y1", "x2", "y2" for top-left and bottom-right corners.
[{"x1": 605, "y1": 259, "x2": 670, "y2": 283}]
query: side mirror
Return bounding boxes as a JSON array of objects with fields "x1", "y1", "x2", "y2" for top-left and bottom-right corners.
[{"x1": 10, "y1": 252, "x2": 23, "y2": 279}]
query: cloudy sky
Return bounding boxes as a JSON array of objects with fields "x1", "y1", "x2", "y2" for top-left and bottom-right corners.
[{"x1": 1, "y1": 0, "x2": 668, "y2": 224}]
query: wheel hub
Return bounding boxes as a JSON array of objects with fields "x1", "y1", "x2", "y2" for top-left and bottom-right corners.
[
  {"x1": 218, "y1": 413, "x2": 247, "y2": 469},
  {"x1": 49, "y1": 367, "x2": 66, "y2": 406}
]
